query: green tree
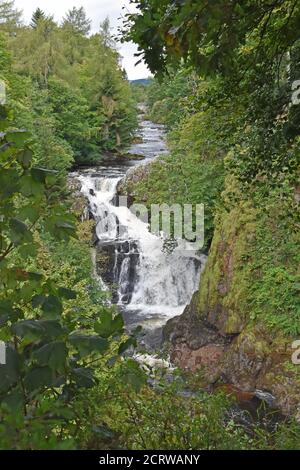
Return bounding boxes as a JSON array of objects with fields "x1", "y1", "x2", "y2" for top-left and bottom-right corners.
[
  {"x1": 0, "y1": 0, "x2": 22, "y2": 33},
  {"x1": 30, "y1": 7, "x2": 46, "y2": 28},
  {"x1": 63, "y1": 6, "x2": 91, "y2": 36}
]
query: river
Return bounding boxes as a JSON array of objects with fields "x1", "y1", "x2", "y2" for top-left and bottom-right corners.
[
  {"x1": 70, "y1": 112, "x2": 282, "y2": 426},
  {"x1": 71, "y1": 113, "x2": 206, "y2": 352}
]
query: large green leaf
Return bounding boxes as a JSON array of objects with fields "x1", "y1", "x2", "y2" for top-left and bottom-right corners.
[
  {"x1": 42, "y1": 295, "x2": 63, "y2": 317},
  {"x1": 0, "y1": 169, "x2": 19, "y2": 198},
  {"x1": 95, "y1": 311, "x2": 124, "y2": 338},
  {"x1": 33, "y1": 341, "x2": 68, "y2": 373},
  {"x1": 24, "y1": 366, "x2": 54, "y2": 392},
  {"x1": 0, "y1": 299, "x2": 22, "y2": 325},
  {"x1": 12, "y1": 320, "x2": 45, "y2": 340},
  {"x1": 5, "y1": 130, "x2": 30, "y2": 149},
  {"x1": 38, "y1": 320, "x2": 66, "y2": 339},
  {"x1": 16, "y1": 148, "x2": 33, "y2": 169},
  {"x1": 119, "y1": 359, "x2": 146, "y2": 393},
  {"x1": 69, "y1": 333, "x2": 109, "y2": 358},
  {"x1": 9, "y1": 218, "x2": 33, "y2": 246},
  {"x1": 31, "y1": 167, "x2": 57, "y2": 183},
  {"x1": 19, "y1": 174, "x2": 44, "y2": 198},
  {"x1": 32, "y1": 295, "x2": 63, "y2": 318},
  {"x1": 118, "y1": 337, "x2": 137, "y2": 355}
]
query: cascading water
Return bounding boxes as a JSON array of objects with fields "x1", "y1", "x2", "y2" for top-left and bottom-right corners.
[{"x1": 73, "y1": 116, "x2": 206, "y2": 349}]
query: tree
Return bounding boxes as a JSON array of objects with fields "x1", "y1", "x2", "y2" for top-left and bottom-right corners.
[
  {"x1": 100, "y1": 17, "x2": 115, "y2": 49},
  {"x1": 9, "y1": 18, "x2": 69, "y2": 86},
  {"x1": 30, "y1": 7, "x2": 45, "y2": 28},
  {"x1": 124, "y1": 1, "x2": 300, "y2": 79},
  {"x1": 62, "y1": 6, "x2": 91, "y2": 36},
  {"x1": 0, "y1": 0, "x2": 22, "y2": 32}
]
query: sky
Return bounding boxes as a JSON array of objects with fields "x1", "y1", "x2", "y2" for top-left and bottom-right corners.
[{"x1": 14, "y1": 0, "x2": 150, "y2": 80}]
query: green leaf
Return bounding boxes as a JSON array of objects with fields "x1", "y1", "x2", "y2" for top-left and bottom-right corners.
[
  {"x1": 44, "y1": 216, "x2": 76, "y2": 241},
  {"x1": 12, "y1": 320, "x2": 45, "y2": 340},
  {"x1": 9, "y1": 218, "x2": 33, "y2": 246},
  {"x1": 72, "y1": 367, "x2": 96, "y2": 388},
  {"x1": 31, "y1": 167, "x2": 57, "y2": 183},
  {"x1": 19, "y1": 174, "x2": 44, "y2": 198},
  {"x1": 1, "y1": 387, "x2": 24, "y2": 411},
  {"x1": 0, "y1": 299, "x2": 21, "y2": 324},
  {"x1": 118, "y1": 337, "x2": 137, "y2": 355},
  {"x1": 17, "y1": 148, "x2": 33, "y2": 169},
  {"x1": 24, "y1": 366, "x2": 54, "y2": 392},
  {"x1": 32, "y1": 294, "x2": 46, "y2": 308},
  {"x1": 33, "y1": 341, "x2": 67, "y2": 373},
  {"x1": 0, "y1": 299, "x2": 14, "y2": 317},
  {"x1": 18, "y1": 243, "x2": 37, "y2": 258},
  {"x1": 69, "y1": 333, "x2": 109, "y2": 357},
  {"x1": 95, "y1": 311, "x2": 124, "y2": 338},
  {"x1": 5, "y1": 130, "x2": 30, "y2": 149},
  {"x1": 41, "y1": 295, "x2": 63, "y2": 318},
  {"x1": 38, "y1": 320, "x2": 66, "y2": 339},
  {"x1": 20, "y1": 205, "x2": 40, "y2": 223},
  {"x1": 58, "y1": 287, "x2": 77, "y2": 300},
  {"x1": 0, "y1": 169, "x2": 19, "y2": 198},
  {"x1": 120, "y1": 359, "x2": 146, "y2": 392}
]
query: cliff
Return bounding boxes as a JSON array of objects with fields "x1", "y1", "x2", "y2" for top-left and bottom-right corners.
[{"x1": 164, "y1": 176, "x2": 300, "y2": 418}]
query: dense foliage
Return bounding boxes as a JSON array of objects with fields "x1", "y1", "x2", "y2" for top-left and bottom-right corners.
[
  {"x1": 1, "y1": 4, "x2": 138, "y2": 167},
  {"x1": 125, "y1": 0, "x2": 300, "y2": 332},
  {"x1": 0, "y1": 0, "x2": 300, "y2": 451}
]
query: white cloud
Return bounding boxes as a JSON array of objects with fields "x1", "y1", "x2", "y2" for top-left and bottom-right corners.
[{"x1": 14, "y1": 0, "x2": 150, "y2": 80}]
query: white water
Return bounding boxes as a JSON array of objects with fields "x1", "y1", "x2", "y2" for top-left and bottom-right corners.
[
  {"x1": 74, "y1": 118, "x2": 206, "y2": 348},
  {"x1": 79, "y1": 174, "x2": 204, "y2": 315}
]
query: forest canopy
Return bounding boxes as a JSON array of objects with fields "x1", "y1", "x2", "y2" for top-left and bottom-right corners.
[{"x1": 1, "y1": 2, "x2": 138, "y2": 168}]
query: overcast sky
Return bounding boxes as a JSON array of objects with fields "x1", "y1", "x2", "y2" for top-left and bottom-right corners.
[{"x1": 14, "y1": 0, "x2": 150, "y2": 80}]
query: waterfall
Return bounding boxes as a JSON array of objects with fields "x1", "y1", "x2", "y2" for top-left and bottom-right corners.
[
  {"x1": 73, "y1": 118, "x2": 206, "y2": 348},
  {"x1": 78, "y1": 172, "x2": 205, "y2": 316}
]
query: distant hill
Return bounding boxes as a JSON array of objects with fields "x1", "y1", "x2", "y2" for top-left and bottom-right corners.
[{"x1": 130, "y1": 78, "x2": 153, "y2": 86}]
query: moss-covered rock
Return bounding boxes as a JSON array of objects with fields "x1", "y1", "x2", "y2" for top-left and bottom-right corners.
[{"x1": 164, "y1": 176, "x2": 300, "y2": 417}]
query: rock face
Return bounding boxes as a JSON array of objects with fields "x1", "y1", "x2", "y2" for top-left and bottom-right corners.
[
  {"x1": 164, "y1": 194, "x2": 300, "y2": 418},
  {"x1": 67, "y1": 176, "x2": 89, "y2": 220},
  {"x1": 117, "y1": 162, "x2": 153, "y2": 207}
]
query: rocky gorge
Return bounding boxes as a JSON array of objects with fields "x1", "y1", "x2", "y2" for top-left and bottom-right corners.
[{"x1": 119, "y1": 153, "x2": 300, "y2": 421}]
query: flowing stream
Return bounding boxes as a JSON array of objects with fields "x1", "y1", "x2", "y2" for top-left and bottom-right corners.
[
  {"x1": 71, "y1": 113, "x2": 281, "y2": 423},
  {"x1": 72, "y1": 115, "x2": 206, "y2": 351}
]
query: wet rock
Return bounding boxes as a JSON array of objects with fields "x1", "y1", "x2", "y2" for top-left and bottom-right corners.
[
  {"x1": 170, "y1": 343, "x2": 225, "y2": 374},
  {"x1": 164, "y1": 292, "x2": 232, "y2": 350},
  {"x1": 163, "y1": 193, "x2": 300, "y2": 418}
]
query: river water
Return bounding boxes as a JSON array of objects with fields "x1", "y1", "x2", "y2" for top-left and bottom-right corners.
[
  {"x1": 71, "y1": 116, "x2": 206, "y2": 351},
  {"x1": 69, "y1": 114, "x2": 283, "y2": 425}
]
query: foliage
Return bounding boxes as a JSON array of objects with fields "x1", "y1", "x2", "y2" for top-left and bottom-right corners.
[
  {"x1": 125, "y1": 0, "x2": 300, "y2": 333},
  {"x1": 1, "y1": 5, "x2": 138, "y2": 166},
  {"x1": 247, "y1": 187, "x2": 300, "y2": 335},
  {"x1": 0, "y1": 104, "x2": 141, "y2": 449},
  {"x1": 70, "y1": 366, "x2": 300, "y2": 450},
  {"x1": 0, "y1": 0, "x2": 22, "y2": 33},
  {"x1": 30, "y1": 8, "x2": 47, "y2": 29},
  {"x1": 124, "y1": 1, "x2": 300, "y2": 79},
  {"x1": 146, "y1": 67, "x2": 198, "y2": 128},
  {"x1": 63, "y1": 6, "x2": 91, "y2": 36},
  {"x1": 0, "y1": 0, "x2": 300, "y2": 451}
]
